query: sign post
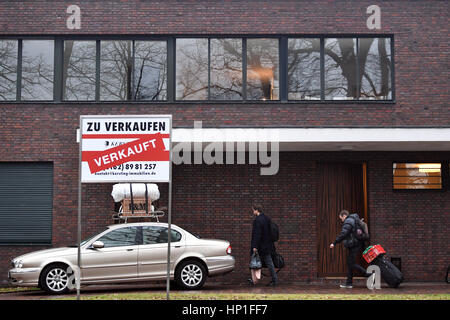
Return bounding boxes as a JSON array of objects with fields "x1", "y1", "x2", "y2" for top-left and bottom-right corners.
[{"x1": 77, "y1": 115, "x2": 172, "y2": 300}]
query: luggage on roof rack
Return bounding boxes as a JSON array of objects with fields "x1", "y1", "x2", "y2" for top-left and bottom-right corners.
[{"x1": 111, "y1": 183, "x2": 164, "y2": 223}]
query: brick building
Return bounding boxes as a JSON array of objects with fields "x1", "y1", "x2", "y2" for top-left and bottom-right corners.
[{"x1": 0, "y1": 1, "x2": 449, "y2": 286}]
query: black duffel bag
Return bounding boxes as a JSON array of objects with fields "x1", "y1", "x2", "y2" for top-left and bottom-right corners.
[
  {"x1": 261, "y1": 252, "x2": 285, "y2": 271},
  {"x1": 272, "y1": 252, "x2": 285, "y2": 269}
]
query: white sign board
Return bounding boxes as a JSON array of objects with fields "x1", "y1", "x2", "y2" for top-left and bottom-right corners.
[{"x1": 80, "y1": 115, "x2": 171, "y2": 183}]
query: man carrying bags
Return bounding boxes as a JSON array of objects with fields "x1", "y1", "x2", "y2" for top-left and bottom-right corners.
[
  {"x1": 249, "y1": 203, "x2": 279, "y2": 287},
  {"x1": 330, "y1": 210, "x2": 370, "y2": 288}
]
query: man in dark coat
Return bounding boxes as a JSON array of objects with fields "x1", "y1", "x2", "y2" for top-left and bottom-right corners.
[
  {"x1": 250, "y1": 203, "x2": 278, "y2": 286},
  {"x1": 330, "y1": 210, "x2": 370, "y2": 288}
]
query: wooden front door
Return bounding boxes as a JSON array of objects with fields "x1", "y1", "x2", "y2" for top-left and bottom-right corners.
[{"x1": 316, "y1": 162, "x2": 368, "y2": 277}]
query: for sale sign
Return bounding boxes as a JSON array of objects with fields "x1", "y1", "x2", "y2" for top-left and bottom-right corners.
[{"x1": 80, "y1": 115, "x2": 171, "y2": 183}]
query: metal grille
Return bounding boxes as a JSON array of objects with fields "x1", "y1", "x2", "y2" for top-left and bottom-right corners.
[{"x1": 0, "y1": 162, "x2": 53, "y2": 244}]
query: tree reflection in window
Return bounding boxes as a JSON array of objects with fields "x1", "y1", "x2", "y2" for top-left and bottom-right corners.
[
  {"x1": 21, "y1": 40, "x2": 54, "y2": 101},
  {"x1": 324, "y1": 38, "x2": 391, "y2": 100},
  {"x1": 288, "y1": 38, "x2": 321, "y2": 100},
  {"x1": 0, "y1": 36, "x2": 393, "y2": 102},
  {"x1": 210, "y1": 38, "x2": 243, "y2": 100},
  {"x1": 63, "y1": 40, "x2": 96, "y2": 101},
  {"x1": 247, "y1": 39, "x2": 279, "y2": 100},
  {"x1": 98, "y1": 227, "x2": 138, "y2": 248},
  {"x1": 176, "y1": 39, "x2": 208, "y2": 100},
  {"x1": 0, "y1": 40, "x2": 17, "y2": 101},
  {"x1": 325, "y1": 38, "x2": 357, "y2": 100},
  {"x1": 100, "y1": 40, "x2": 133, "y2": 101},
  {"x1": 134, "y1": 41, "x2": 167, "y2": 101},
  {"x1": 359, "y1": 38, "x2": 391, "y2": 100}
]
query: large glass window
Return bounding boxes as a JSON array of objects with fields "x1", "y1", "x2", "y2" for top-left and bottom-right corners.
[
  {"x1": 288, "y1": 38, "x2": 321, "y2": 100},
  {"x1": 134, "y1": 41, "x2": 167, "y2": 101},
  {"x1": 247, "y1": 38, "x2": 279, "y2": 100},
  {"x1": 21, "y1": 40, "x2": 54, "y2": 101},
  {"x1": 393, "y1": 163, "x2": 442, "y2": 190},
  {"x1": 176, "y1": 38, "x2": 208, "y2": 100},
  {"x1": 0, "y1": 36, "x2": 394, "y2": 103},
  {"x1": 359, "y1": 38, "x2": 392, "y2": 100},
  {"x1": 100, "y1": 40, "x2": 133, "y2": 101},
  {"x1": 210, "y1": 38, "x2": 243, "y2": 100},
  {"x1": 63, "y1": 40, "x2": 96, "y2": 101},
  {"x1": 0, "y1": 40, "x2": 18, "y2": 101},
  {"x1": 324, "y1": 38, "x2": 357, "y2": 100}
]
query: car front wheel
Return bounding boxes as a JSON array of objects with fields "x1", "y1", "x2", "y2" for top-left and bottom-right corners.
[
  {"x1": 40, "y1": 264, "x2": 72, "y2": 294},
  {"x1": 175, "y1": 260, "x2": 207, "y2": 290}
]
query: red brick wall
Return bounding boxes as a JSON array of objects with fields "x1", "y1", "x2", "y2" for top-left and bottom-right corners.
[
  {"x1": 0, "y1": 1, "x2": 446, "y2": 35},
  {"x1": 0, "y1": 1, "x2": 448, "y2": 127},
  {"x1": 0, "y1": 1, "x2": 449, "y2": 286},
  {"x1": 1, "y1": 146, "x2": 449, "y2": 285}
]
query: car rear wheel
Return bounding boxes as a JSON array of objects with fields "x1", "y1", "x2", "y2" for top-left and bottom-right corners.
[
  {"x1": 40, "y1": 264, "x2": 72, "y2": 294},
  {"x1": 175, "y1": 260, "x2": 206, "y2": 290}
]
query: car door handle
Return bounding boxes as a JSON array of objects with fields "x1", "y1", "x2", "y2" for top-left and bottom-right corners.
[
  {"x1": 174, "y1": 245, "x2": 181, "y2": 248},
  {"x1": 127, "y1": 248, "x2": 134, "y2": 251}
]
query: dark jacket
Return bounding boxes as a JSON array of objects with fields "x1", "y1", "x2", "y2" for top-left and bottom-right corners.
[
  {"x1": 333, "y1": 213, "x2": 360, "y2": 249},
  {"x1": 251, "y1": 213, "x2": 275, "y2": 256}
]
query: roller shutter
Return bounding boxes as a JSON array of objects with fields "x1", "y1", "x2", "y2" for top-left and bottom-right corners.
[{"x1": 0, "y1": 162, "x2": 53, "y2": 244}]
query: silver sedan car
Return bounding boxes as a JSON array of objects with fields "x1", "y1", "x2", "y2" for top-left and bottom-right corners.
[{"x1": 8, "y1": 222, "x2": 235, "y2": 294}]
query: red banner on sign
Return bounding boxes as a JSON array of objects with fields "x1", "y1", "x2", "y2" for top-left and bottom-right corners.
[{"x1": 82, "y1": 133, "x2": 168, "y2": 174}]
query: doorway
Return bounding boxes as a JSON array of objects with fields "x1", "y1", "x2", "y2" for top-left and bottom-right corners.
[{"x1": 316, "y1": 162, "x2": 368, "y2": 277}]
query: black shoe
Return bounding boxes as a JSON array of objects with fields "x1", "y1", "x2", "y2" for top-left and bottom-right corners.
[
  {"x1": 247, "y1": 278, "x2": 255, "y2": 286},
  {"x1": 266, "y1": 281, "x2": 278, "y2": 287}
]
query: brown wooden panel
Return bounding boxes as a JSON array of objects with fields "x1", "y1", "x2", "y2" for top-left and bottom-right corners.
[{"x1": 316, "y1": 162, "x2": 366, "y2": 277}]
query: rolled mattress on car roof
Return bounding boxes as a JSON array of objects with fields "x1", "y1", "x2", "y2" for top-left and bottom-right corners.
[{"x1": 111, "y1": 183, "x2": 160, "y2": 202}]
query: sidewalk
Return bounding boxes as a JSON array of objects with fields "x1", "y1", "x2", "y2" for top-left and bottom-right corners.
[
  {"x1": 205, "y1": 281, "x2": 449, "y2": 295},
  {"x1": 0, "y1": 281, "x2": 448, "y2": 300}
]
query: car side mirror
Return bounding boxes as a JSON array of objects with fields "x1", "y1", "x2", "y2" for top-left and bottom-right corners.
[{"x1": 91, "y1": 241, "x2": 104, "y2": 249}]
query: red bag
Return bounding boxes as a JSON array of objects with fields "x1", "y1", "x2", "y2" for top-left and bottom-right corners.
[{"x1": 363, "y1": 244, "x2": 386, "y2": 263}]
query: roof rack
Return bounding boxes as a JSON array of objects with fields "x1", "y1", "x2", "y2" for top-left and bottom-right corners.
[{"x1": 112, "y1": 210, "x2": 166, "y2": 223}]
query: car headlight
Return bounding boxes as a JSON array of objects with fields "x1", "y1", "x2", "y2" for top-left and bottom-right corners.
[{"x1": 13, "y1": 260, "x2": 23, "y2": 269}]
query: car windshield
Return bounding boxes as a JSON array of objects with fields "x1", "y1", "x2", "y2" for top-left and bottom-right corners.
[{"x1": 69, "y1": 229, "x2": 108, "y2": 247}]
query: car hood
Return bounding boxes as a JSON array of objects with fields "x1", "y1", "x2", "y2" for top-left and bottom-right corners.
[{"x1": 15, "y1": 247, "x2": 77, "y2": 262}]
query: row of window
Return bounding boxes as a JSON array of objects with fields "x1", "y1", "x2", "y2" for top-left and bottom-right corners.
[{"x1": 0, "y1": 36, "x2": 393, "y2": 102}]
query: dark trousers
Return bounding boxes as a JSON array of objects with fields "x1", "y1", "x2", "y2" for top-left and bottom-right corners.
[
  {"x1": 346, "y1": 246, "x2": 370, "y2": 285},
  {"x1": 262, "y1": 254, "x2": 278, "y2": 283}
]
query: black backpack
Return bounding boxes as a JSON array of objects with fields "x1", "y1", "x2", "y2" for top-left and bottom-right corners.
[
  {"x1": 352, "y1": 215, "x2": 369, "y2": 241},
  {"x1": 269, "y1": 218, "x2": 279, "y2": 242}
]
